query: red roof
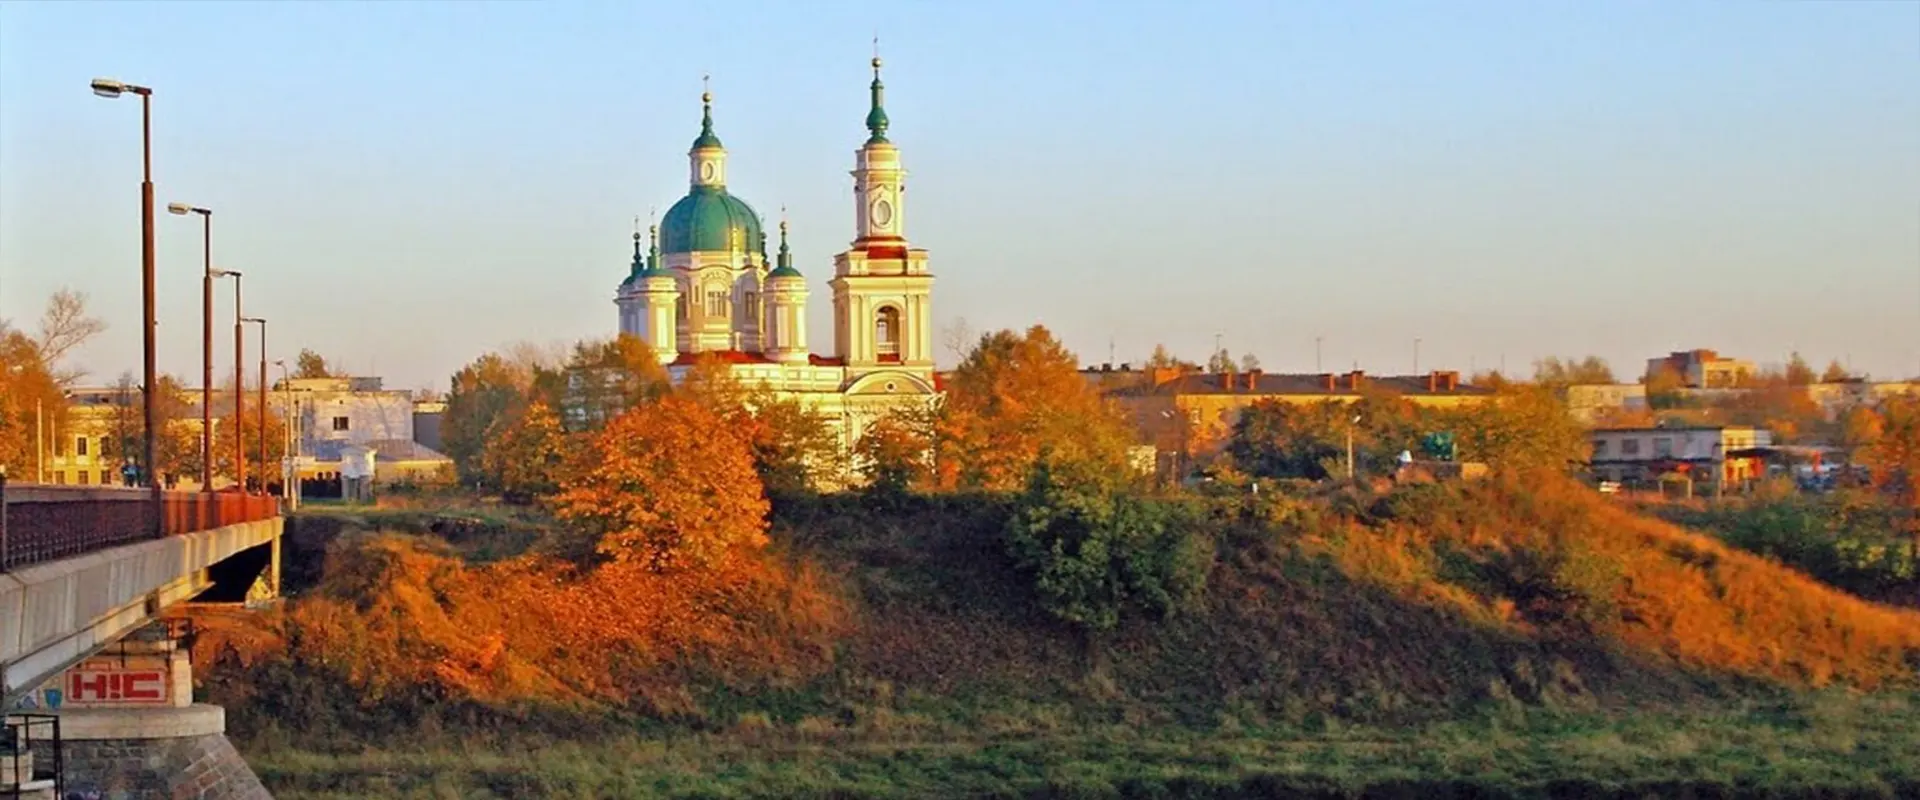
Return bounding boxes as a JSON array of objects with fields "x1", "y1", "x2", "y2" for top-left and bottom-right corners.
[
  {"x1": 808, "y1": 354, "x2": 845, "y2": 367},
  {"x1": 669, "y1": 350, "x2": 771, "y2": 366}
]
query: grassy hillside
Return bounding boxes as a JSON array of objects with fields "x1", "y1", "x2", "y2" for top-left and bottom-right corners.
[{"x1": 203, "y1": 478, "x2": 1920, "y2": 797}]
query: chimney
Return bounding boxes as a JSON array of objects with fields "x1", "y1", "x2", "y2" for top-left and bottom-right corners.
[
  {"x1": 1324, "y1": 373, "x2": 1337, "y2": 391},
  {"x1": 1428, "y1": 371, "x2": 1440, "y2": 392},
  {"x1": 1218, "y1": 370, "x2": 1236, "y2": 390},
  {"x1": 1246, "y1": 369, "x2": 1263, "y2": 391},
  {"x1": 1100, "y1": 362, "x2": 1112, "y2": 372},
  {"x1": 1347, "y1": 370, "x2": 1365, "y2": 391},
  {"x1": 1446, "y1": 371, "x2": 1459, "y2": 391}
]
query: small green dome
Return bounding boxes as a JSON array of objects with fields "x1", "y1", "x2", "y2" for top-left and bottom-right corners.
[
  {"x1": 660, "y1": 186, "x2": 762, "y2": 254},
  {"x1": 767, "y1": 218, "x2": 802, "y2": 279}
]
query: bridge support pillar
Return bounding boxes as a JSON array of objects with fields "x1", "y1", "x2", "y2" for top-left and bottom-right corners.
[{"x1": 39, "y1": 637, "x2": 270, "y2": 799}]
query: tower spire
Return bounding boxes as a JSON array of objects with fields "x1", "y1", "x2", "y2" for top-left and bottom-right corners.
[
  {"x1": 693, "y1": 74, "x2": 723, "y2": 150},
  {"x1": 778, "y1": 209, "x2": 793, "y2": 270},
  {"x1": 865, "y1": 46, "x2": 890, "y2": 145},
  {"x1": 632, "y1": 215, "x2": 644, "y2": 264}
]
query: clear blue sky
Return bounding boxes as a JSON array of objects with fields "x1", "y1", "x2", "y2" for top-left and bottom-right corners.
[{"x1": 3, "y1": 0, "x2": 1917, "y2": 391}]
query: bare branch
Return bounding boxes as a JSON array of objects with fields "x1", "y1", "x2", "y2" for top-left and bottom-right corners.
[{"x1": 37, "y1": 289, "x2": 106, "y2": 380}]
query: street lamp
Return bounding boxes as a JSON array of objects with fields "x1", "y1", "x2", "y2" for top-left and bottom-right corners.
[
  {"x1": 242, "y1": 318, "x2": 268, "y2": 495},
  {"x1": 89, "y1": 78, "x2": 158, "y2": 500},
  {"x1": 168, "y1": 202, "x2": 215, "y2": 491},
  {"x1": 275, "y1": 359, "x2": 299, "y2": 510},
  {"x1": 1347, "y1": 413, "x2": 1362, "y2": 481},
  {"x1": 213, "y1": 268, "x2": 244, "y2": 491}
]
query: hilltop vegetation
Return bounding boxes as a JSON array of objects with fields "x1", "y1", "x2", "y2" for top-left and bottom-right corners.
[{"x1": 194, "y1": 329, "x2": 1920, "y2": 798}]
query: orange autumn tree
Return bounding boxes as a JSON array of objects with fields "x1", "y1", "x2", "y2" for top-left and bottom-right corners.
[
  {"x1": 551, "y1": 394, "x2": 769, "y2": 570},
  {"x1": 936, "y1": 325, "x2": 1135, "y2": 491},
  {"x1": 480, "y1": 399, "x2": 572, "y2": 502}
]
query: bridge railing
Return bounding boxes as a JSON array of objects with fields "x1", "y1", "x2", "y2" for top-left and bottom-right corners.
[{"x1": 0, "y1": 481, "x2": 280, "y2": 572}]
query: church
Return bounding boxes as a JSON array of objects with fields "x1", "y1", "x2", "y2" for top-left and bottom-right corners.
[{"x1": 614, "y1": 56, "x2": 938, "y2": 457}]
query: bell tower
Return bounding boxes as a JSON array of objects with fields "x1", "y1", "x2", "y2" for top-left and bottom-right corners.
[{"x1": 832, "y1": 53, "x2": 934, "y2": 375}]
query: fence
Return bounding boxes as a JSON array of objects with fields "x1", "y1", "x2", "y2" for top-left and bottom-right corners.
[{"x1": 0, "y1": 479, "x2": 279, "y2": 572}]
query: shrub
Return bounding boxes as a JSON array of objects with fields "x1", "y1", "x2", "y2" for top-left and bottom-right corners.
[{"x1": 1005, "y1": 457, "x2": 1213, "y2": 631}]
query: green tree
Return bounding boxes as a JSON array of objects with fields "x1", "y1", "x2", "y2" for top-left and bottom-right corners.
[
  {"x1": 294, "y1": 349, "x2": 336, "y2": 379},
  {"x1": 1206, "y1": 347, "x2": 1234, "y2": 374},
  {"x1": 1861, "y1": 396, "x2": 1920, "y2": 564},
  {"x1": 1533, "y1": 355, "x2": 1615, "y2": 386},
  {"x1": 1005, "y1": 455, "x2": 1212, "y2": 633},
  {"x1": 443, "y1": 354, "x2": 535, "y2": 486},
  {"x1": 556, "y1": 335, "x2": 671, "y2": 432},
  {"x1": 1441, "y1": 384, "x2": 1590, "y2": 474}
]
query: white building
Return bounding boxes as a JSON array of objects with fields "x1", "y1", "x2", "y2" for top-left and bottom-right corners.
[
  {"x1": 614, "y1": 57, "x2": 938, "y2": 457},
  {"x1": 1589, "y1": 425, "x2": 1772, "y2": 487}
]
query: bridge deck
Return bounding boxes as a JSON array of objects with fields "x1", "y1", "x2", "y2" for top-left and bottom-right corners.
[{"x1": 0, "y1": 485, "x2": 279, "y2": 572}]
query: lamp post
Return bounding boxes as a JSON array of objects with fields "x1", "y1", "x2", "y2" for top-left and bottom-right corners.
[
  {"x1": 88, "y1": 78, "x2": 158, "y2": 498},
  {"x1": 1346, "y1": 414, "x2": 1361, "y2": 481},
  {"x1": 243, "y1": 318, "x2": 268, "y2": 495},
  {"x1": 214, "y1": 269, "x2": 244, "y2": 491},
  {"x1": 167, "y1": 203, "x2": 214, "y2": 490},
  {"x1": 276, "y1": 360, "x2": 299, "y2": 510}
]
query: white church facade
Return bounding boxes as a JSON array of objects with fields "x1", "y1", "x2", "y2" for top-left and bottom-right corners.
[{"x1": 614, "y1": 57, "x2": 938, "y2": 457}]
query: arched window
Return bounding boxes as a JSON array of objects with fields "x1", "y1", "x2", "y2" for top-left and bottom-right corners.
[
  {"x1": 705, "y1": 287, "x2": 729, "y2": 318},
  {"x1": 875, "y1": 306, "x2": 901, "y2": 361}
]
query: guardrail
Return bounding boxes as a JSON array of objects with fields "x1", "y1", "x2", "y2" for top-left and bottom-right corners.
[{"x1": 0, "y1": 480, "x2": 279, "y2": 572}]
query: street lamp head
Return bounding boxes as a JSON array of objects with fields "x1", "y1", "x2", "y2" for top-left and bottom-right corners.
[
  {"x1": 89, "y1": 78, "x2": 149, "y2": 98},
  {"x1": 242, "y1": 317, "x2": 266, "y2": 325},
  {"x1": 167, "y1": 203, "x2": 209, "y2": 217},
  {"x1": 212, "y1": 268, "x2": 241, "y2": 278}
]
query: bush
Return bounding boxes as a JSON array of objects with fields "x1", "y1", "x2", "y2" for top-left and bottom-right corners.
[{"x1": 1005, "y1": 457, "x2": 1213, "y2": 631}]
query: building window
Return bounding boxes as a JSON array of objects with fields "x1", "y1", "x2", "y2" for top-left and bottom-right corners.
[
  {"x1": 77, "y1": 470, "x2": 90, "y2": 485},
  {"x1": 53, "y1": 472, "x2": 67, "y2": 485},
  {"x1": 875, "y1": 306, "x2": 901, "y2": 359},
  {"x1": 744, "y1": 291, "x2": 760, "y2": 321},
  {"x1": 75, "y1": 436, "x2": 89, "y2": 457},
  {"x1": 1653, "y1": 437, "x2": 1673, "y2": 458},
  {"x1": 1621, "y1": 439, "x2": 1641, "y2": 456},
  {"x1": 675, "y1": 297, "x2": 687, "y2": 323},
  {"x1": 332, "y1": 416, "x2": 350, "y2": 432},
  {"x1": 1593, "y1": 440, "x2": 1608, "y2": 457},
  {"x1": 705, "y1": 290, "x2": 728, "y2": 318},
  {"x1": 100, "y1": 470, "x2": 111, "y2": 486}
]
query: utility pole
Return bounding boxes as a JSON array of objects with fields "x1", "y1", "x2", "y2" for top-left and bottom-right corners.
[{"x1": 34, "y1": 399, "x2": 43, "y2": 483}]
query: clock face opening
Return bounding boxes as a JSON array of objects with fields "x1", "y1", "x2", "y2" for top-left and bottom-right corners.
[
  {"x1": 700, "y1": 162, "x2": 717, "y2": 182},
  {"x1": 872, "y1": 199, "x2": 894, "y2": 227}
]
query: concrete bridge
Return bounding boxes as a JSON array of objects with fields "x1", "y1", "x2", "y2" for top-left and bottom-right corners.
[{"x1": 0, "y1": 481, "x2": 282, "y2": 799}]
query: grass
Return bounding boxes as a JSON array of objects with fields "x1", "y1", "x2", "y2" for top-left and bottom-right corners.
[{"x1": 245, "y1": 692, "x2": 1920, "y2": 799}]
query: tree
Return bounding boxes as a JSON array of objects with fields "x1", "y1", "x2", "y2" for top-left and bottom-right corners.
[
  {"x1": 1784, "y1": 352, "x2": 1816, "y2": 386},
  {"x1": 1238, "y1": 352, "x2": 1262, "y2": 372},
  {"x1": 210, "y1": 376, "x2": 291, "y2": 490},
  {"x1": 678, "y1": 357, "x2": 841, "y2": 494},
  {"x1": 937, "y1": 326, "x2": 1135, "y2": 491},
  {"x1": 479, "y1": 399, "x2": 572, "y2": 502},
  {"x1": 556, "y1": 335, "x2": 671, "y2": 432},
  {"x1": 854, "y1": 410, "x2": 934, "y2": 495},
  {"x1": 1004, "y1": 455, "x2": 1211, "y2": 634},
  {"x1": 941, "y1": 317, "x2": 976, "y2": 364},
  {"x1": 98, "y1": 374, "x2": 198, "y2": 488},
  {"x1": 443, "y1": 353, "x2": 535, "y2": 485},
  {"x1": 551, "y1": 395, "x2": 768, "y2": 571},
  {"x1": 36, "y1": 289, "x2": 105, "y2": 384},
  {"x1": 1645, "y1": 365, "x2": 1688, "y2": 410},
  {"x1": 293, "y1": 349, "x2": 336, "y2": 379},
  {"x1": 0, "y1": 326, "x2": 63, "y2": 475},
  {"x1": 1842, "y1": 406, "x2": 1884, "y2": 454},
  {"x1": 1206, "y1": 347, "x2": 1234, "y2": 375},
  {"x1": 1440, "y1": 384, "x2": 1590, "y2": 474},
  {"x1": 1146, "y1": 344, "x2": 1198, "y2": 372},
  {"x1": 1860, "y1": 396, "x2": 1920, "y2": 563},
  {"x1": 1533, "y1": 356, "x2": 1614, "y2": 386},
  {"x1": 1822, "y1": 360, "x2": 1852, "y2": 383}
]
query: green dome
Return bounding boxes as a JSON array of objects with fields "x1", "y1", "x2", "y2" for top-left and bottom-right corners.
[{"x1": 660, "y1": 186, "x2": 762, "y2": 254}]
